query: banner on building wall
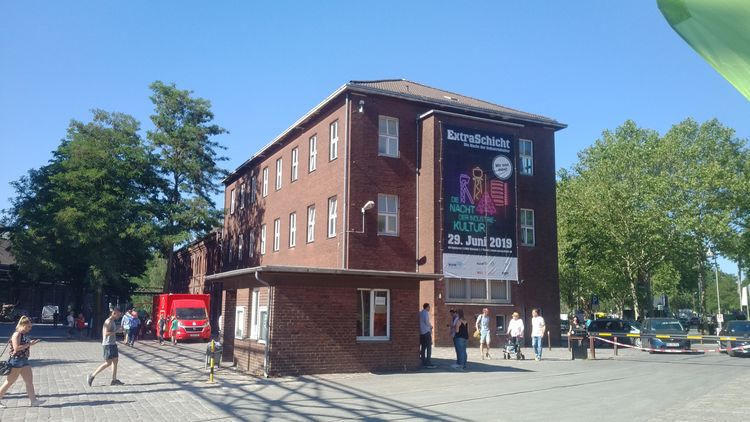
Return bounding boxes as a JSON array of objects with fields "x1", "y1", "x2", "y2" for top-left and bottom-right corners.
[{"x1": 441, "y1": 124, "x2": 518, "y2": 281}]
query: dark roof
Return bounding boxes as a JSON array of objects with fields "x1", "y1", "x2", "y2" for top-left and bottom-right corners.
[
  {"x1": 225, "y1": 79, "x2": 565, "y2": 183},
  {"x1": 347, "y1": 79, "x2": 565, "y2": 128}
]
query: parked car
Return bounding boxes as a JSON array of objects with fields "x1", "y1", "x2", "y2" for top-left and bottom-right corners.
[
  {"x1": 626, "y1": 321, "x2": 642, "y2": 347},
  {"x1": 587, "y1": 318, "x2": 634, "y2": 347},
  {"x1": 641, "y1": 318, "x2": 691, "y2": 353},
  {"x1": 718, "y1": 320, "x2": 750, "y2": 357}
]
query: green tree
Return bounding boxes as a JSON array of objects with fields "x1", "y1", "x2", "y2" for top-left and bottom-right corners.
[
  {"x1": 5, "y1": 111, "x2": 159, "y2": 310},
  {"x1": 557, "y1": 121, "x2": 677, "y2": 319},
  {"x1": 654, "y1": 119, "x2": 749, "y2": 316},
  {"x1": 147, "y1": 81, "x2": 227, "y2": 290}
]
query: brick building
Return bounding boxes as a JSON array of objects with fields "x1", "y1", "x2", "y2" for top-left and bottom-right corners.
[
  {"x1": 205, "y1": 79, "x2": 566, "y2": 376},
  {"x1": 169, "y1": 230, "x2": 223, "y2": 324}
]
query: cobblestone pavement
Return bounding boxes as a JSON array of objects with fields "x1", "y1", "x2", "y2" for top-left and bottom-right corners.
[{"x1": 0, "y1": 324, "x2": 748, "y2": 421}]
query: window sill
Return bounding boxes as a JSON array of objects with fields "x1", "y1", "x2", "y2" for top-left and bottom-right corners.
[
  {"x1": 445, "y1": 300, "x2": 512, "y2": 305},
  {"x1": 378, "y1": 153, "x2": 400, "y2": 159},
  {"x1": 356, "y1": 337, "x2": 391, "y2": 343},
  {"x1": 377, "y1": 232, "x2": 399, "y2": 237}
]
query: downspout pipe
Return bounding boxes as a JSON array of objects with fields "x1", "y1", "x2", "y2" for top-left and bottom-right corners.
[
  {"x1": 343, "y1": 94, "x2": 351, "y2": 268},
  {"x1": 254, "y1": 271, "x2": 272, "y2": 377}
]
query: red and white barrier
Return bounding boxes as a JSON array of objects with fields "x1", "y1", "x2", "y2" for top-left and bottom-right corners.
[{"x1": 593, "y1": 336, "x2": 750, "y2": 354}]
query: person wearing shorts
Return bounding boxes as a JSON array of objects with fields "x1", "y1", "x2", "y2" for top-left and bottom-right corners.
[
  {"x1": 87, "y1": 308, "x2": 124, "y2": 386},
  {"x1": 476, "y1": 308, "x2": 492, "y2": 359},
  {"x1": 0, "y1": 316, "x2": 45, "y2": 408}
]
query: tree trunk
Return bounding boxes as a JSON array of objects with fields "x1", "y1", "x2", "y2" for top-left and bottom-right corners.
[{"x1": 629, "y1": 280, "x2": 640, "y2": 320}]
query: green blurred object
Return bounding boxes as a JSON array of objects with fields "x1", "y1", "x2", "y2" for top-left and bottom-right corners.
[{"x1": 658, "y1": 0, "x2": 750, "y2": 101}]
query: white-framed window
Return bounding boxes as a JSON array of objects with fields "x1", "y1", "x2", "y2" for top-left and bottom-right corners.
[
  {"x1": 307, "y1": 205, "x2": 315, "y2": 243},
  {"x1": 238, "y1": 233, "x2": 244, "y2": 260},
  {"x1": 250, "y1": 289, "x2": 260, "y2": 339},
  {"x1": 250, "y1": 175, "x2": 256, "y2": 204},
  {"x1": 377, "y1": 194, "x2": 399, "y2": 235},
  {"x1": 446, "y1": 279, "x2": 510, "y2": 303},
  {"x1": 329, "y1": 121, "x2": 338, "y2": 161},
  {"x1": 260, "y1": 224, "x2": 267, "y2": 255},
  {"x1": 289, "y1": 212, "x2": 297, "y2": 248},
  {"x1": 273, "y1": 218, "x2": 280, "y2": 251},
  {"x1": 291, "y1": 147, "x2": 299, "y2": 181},
  {"x1": 521, "y1": 208, "x2": 535, "y2": 246},
  {"x1": 230, "y1": 188, "x2": 236, "y2": 214},
  {"x1": 519, "y1": 139, "x2": 533, "y2": 176},
  {"x1": 259, "y1": 306, "x2": 269, "y2": 342},
  {"x1": 327, "y1": 196, "x2": 337, "y2": 238},
  {"x1": 275, "y1": 158, "x2": 282, "y2": 191},
  {"x1": 357, "y1": 289, "x2": 390, "y2": 340},
  {"x1": 239, "y1": 183, "x2": 245, "y2": 209},
  {"x1": 309, "y1": 135, "x2": 317, "y2": 172},
  {"x1": 248, "y1": 232, "x2": 255, "y2": 257},
  {"x1": 378, "y1": 116, "x2": 399, "y2": 157},
  {"x1": 262, "y1": 167, "x2": 269, "y2": 197},
  {"x1": 235, "y1": 306, "x2": 246, "y2": 339}
]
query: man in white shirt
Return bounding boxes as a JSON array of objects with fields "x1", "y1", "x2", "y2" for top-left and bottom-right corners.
[
  {"x1": 531, "y1": 308, "x2": 546, "y2": 361},
  {"x1": 419, "y1": 303, "x2": 435, "y2": 368}
]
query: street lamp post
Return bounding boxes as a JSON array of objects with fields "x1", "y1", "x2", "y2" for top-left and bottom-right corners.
[{"x1": 706, "y1": 248, "x2": 721, "y2": 317}]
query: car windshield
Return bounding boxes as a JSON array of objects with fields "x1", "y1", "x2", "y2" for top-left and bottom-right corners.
[
  {"x1": 176, "y1": 308, "x2": 207, "y2": 320},
  {"x1": 652, "y1": 320, "x2": 684, "y2": 331},
  {"x1": 728, "y1": 322, "x2": 750, "y2": 334}
]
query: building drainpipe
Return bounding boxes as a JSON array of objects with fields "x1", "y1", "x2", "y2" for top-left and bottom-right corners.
[
  {"x1": 254, "y1": 271, "x2": 272, "y2": 378},
  {"x1": 415, "y1": 114, "x2": 422, "y2": 272},
  {"x1": 343, "y1": 93, "x2": 351, "y2": 269}
]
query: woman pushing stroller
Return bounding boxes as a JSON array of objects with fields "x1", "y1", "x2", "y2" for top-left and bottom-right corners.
[{"x1": 505, "y1": 311, "x2": 525, "y2": 359}]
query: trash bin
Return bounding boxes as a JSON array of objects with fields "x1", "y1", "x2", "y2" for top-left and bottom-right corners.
[
  {"x1": 569, "y1": 329, "x2": 588, "y2": 360},
  {"x1": 205, "y1": 341, "x2": 223, "y2": 369}
]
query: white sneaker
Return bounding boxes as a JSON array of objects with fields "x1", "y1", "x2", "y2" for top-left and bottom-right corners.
[{"x1": 30, "y1": 399, "x2": 46, "y2": 407}]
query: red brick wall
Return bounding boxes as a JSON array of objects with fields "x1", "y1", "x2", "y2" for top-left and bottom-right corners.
[
  {"x1": 222, "y1": 99, "x2": 349, "y2": 271},
  {"x1": 262, "y1": 278, "x2": 421, "y2": 376}
]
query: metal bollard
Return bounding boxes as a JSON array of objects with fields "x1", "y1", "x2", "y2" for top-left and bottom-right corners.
[
  {"x1": 589, "y1": 336, "x2": 596, "y2": 359},
  {"x1": 614, "y1": 337, "x2": 618, "y2": 356},
  {"x1": 209, "y1": 340, "x2": 215, "y2": 383}
]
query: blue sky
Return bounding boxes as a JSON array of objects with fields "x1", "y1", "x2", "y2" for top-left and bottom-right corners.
[{"x1": 1, "y1": 1, "x2": 748, "y2": 272}]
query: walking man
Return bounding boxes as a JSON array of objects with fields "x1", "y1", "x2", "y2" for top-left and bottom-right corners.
[
  {"x1": 121, "y1": 308, "x2": 132, "y2": 344},
  {"x1": 419, "y1": 303, "x2": 435, "y2": 368},
  {"x1": 476, "y1": 307, "x2": 492, "y2": 359},
  {"x1": 531, "y1": 308, "x2": 546, "y2": 361},
  {"x1": 87, "y1": 308, "x2": 125, "y2": 386},
  {"x1": 128, "y1": 311, "x2": 140, "y2": 347},
  {"x1": 171, "y1": 315, "x2": 179, "y2": 345},
  {"x1": 158, "y1": 314, "x2": 167, "y2": 345}
]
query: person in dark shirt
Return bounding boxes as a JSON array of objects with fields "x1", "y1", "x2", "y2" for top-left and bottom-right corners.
[{"x1": 452, "y1": 309, "x2": 469, "y2": 370}]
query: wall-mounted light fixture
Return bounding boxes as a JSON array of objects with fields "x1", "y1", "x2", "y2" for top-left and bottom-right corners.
[
  {"x1": 351, "y1": 200, "x2": 375, "y2": 233},
  {"x1": 358, "y1": 99, "x2": 365, "y2": 113}
]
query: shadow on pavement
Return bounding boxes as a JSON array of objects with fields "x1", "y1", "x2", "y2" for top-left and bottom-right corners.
[
  {"x1": 117, "y1": 340, "x2": 458, "y2": 421},
  {"x1": 42, "y1": 399, "x2": 135, "y2": 408}
]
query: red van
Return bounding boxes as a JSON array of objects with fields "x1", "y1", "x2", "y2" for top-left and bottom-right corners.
[{"x1": 153, "y1": 294, "x2": 211, "y2": 342}]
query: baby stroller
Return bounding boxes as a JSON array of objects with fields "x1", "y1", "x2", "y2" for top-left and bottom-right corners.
[{"x1": 503, "y1": 336, "x2": 525, "y2": 360}]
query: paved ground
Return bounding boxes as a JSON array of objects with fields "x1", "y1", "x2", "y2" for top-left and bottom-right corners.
[{"x1": 0, "y1": 323, "x2": 748, "y2": 421}]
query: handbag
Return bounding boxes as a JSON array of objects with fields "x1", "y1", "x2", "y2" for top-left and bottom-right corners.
[
  {"x1": 0, "y1": 339, "x2": 11, "y2": 376},
  {"x1": 473, "y1": 329, "x2": 481, "y2": 340}
]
